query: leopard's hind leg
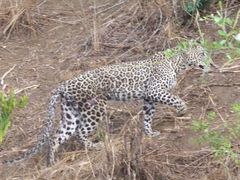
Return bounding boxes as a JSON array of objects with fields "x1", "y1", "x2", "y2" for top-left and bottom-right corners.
[
  {"x1": 47, "y1": 99, "x2": 80, "y2": 166},
  {"x1": 76, "y1": 98, "x2": 107, "y2": 150},
  {"x1": 143, "y1": 100, "x2": 160, "y2": 137}
]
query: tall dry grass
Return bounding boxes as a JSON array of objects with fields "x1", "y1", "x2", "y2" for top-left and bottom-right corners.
[
  {"x1": 1, "y1": 0, "x2": 240, "y2": 179},
  {"x1": 0, "y1": 0, "x2": 44, "y2": 39}
]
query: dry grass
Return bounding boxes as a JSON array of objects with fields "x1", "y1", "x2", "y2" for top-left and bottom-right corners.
[
  {"x1": 78, "y1": 0, "x2": 183, "y2": 63},
  {"x1": 0, "y1": 0, "x2": 240, "y2": 180},
  {"x1": 0, "y1": 0, "x2": 45, "y2": 39},
  {"x1": 6, "y1": 116, "x2": 238, "y2": 180}
]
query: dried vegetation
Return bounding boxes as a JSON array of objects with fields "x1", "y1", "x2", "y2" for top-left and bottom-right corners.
[
  {"x1": 0, "y1": 0, "x2": 45, "y2": 39},
  {"x1": 0, "y1": 0, "x2": 240, "y2": 180}
]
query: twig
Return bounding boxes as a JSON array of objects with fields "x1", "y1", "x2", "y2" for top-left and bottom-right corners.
[
  {"x1": 208, "y1": 95, "x2": 226, "y2": 123},
  {"x1": 93, "y1": 0, "x2": 100, "y2": 51},
  {"x1": 4, "y1": 8, "x2": 26, "y2": 39},
  {"x1": 175, "y1": 116, "x2": 191, "y2": 120},
  {"x1": 209, "y1": 70, "x2": 240, "y2": 73},
  {"x1": 220, "y1": 64, "x2": 240, "y2": 71},
  {"x1": 0, "y1": 45, "x2": 15, "y2": 55},
  {"x1": 204, "y1": 83, "x2": 240, "y2": 87},
  {"x1": 15, "y1": 84, "x2": 40, "y2": 94},
  {"x1": 101, "y1": 4, "x2": 127, "y2": 27},
  {"x1": 96, "y1": 0, "x2": 126, "y2": 15},
  {"x1": 101, "y1": 43, "x2": 131, "y2": 49},
  {"x1": 182, "y1": 152, "x2": 213, "y2": 170},
  {"x1": 92, "y1": 2, "x2": 110, "y2": 10},
  {"x1": 0, "y1": 65, "x2": 16, "y2": 86},
  {"x1": 36, "y1": 0, "x2": 48, "y2": 8},
  {"x1": 48, "y1": 18, "x2": 83, "y2": 25},
  {"x1": 85, "y1": 149, "x2": 96, "y2": 178},
  {"x1": 145, "y1": 8, "x2": 163, "y2": 47},
  {"x1": 162, "y1": 114, "x2": 191, "y2": 120},
  {"x1": 171, "y1": 0, "x2": 177, "y2": 18},
  {"x1": 110, "y1": 145, "x2": 115, "y2": 180}
]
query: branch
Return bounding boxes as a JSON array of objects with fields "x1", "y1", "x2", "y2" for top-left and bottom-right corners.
[
  {"x1": 15, "y1": 84, "x2": 40, "y2": 94},
  {"x1": 0, "y1": 65, "x2": 16, "y2": 86}
]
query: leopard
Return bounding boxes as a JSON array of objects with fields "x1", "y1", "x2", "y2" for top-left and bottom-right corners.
[{"x1": 3, "y1": 44, "x2": 208, "y2": 166}]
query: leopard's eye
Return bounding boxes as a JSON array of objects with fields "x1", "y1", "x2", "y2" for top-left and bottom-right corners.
[{"x1": 198, "y1": 52, "x2": 206, "y2": 59}]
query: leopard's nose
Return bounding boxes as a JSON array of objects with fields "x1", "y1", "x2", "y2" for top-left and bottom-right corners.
[{"x1": 199, "y1": 65, "x2": 204, "y2": 69}]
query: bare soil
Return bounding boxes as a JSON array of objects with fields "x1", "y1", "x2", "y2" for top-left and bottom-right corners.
[{"x1": 0, "y1": 0, "x2": 240, "y2": 179}]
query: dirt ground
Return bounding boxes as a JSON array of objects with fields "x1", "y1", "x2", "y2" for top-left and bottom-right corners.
[{"x1": 0, "y1": 0, "x2": 240, "y2": 179}]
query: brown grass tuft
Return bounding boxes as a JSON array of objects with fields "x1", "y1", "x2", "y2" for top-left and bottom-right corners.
[
  {"x1": 0, "y1": 0, "x2": 44, "y2": 39},
  {"x1": 1, "y1": 0, "x2": 240, "y2": 180}
]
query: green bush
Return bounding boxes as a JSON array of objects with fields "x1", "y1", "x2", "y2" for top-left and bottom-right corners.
[
  {"x1": 192, "y1": 109, "x2": 240, "y2": 164},
  {"x1": 184, "y1": 0, "x2": 211, "y2": 16},
  {"x1": 188, "y1": 4, "x2": 240, "y2": 164},
  {"x1": 0, "y1": 91, "x2": 28, "y2": 143}
]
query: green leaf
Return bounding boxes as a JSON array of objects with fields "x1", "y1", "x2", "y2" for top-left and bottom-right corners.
[
  {"x1": 207, "y1": 111, "x2": 217, "y2": 121},
  {"x1": 212, "y1": 15, "x2": 223, "y2": 25},
  {"x1": 17, "y1": 95, "x2": 29, "y2": 108},
  {"x1": 164, "y1": 49, "x2": 176, "y2": 58},
  {"x1": 184, "y1": 1, "x2": 195, "y2": 15},
  {"x1": 212, "y1": 41, "x2": 222, "y2": 49},
  {"x1": 192, "y1": 120, "x2": 209, "y2": 132},
  {"x1": 0, "y1": 116, "x2": 11, "y2": 143},
  {"x1": 218, "y1": 30, "x2": 228, "y2": 38},
  {"x1": 231, "y1": 103, "x2": 240, "y2": 114},
  {"x1": 219, "y1": 40, "x2": 226, "y2": 46},
  {"x1": 225, "y1": 18, "x2": 233, "y2": 26},
  {"x1": 226, "y1": 53, "x2": 234, "y2": 63},
  {"x1": 0, "y1": 90, "x2": 29, "y2": 144},
  {"x1": 236, "y1": 47, "x2": 240, "y2": 55}
]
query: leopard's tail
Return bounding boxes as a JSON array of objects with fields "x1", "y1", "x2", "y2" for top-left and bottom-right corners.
[{"x1": 2, "y1": 86, "x2": 63, "y2": 165}]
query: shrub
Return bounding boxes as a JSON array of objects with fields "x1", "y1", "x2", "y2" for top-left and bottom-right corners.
[{"x1": 0, "y1": 91, "x2": 28, "y2": 143}]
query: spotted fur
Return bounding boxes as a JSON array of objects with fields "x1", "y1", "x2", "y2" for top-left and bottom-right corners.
[{"x1": 3, "y1": 45, "x2": 208, "y2": 166}]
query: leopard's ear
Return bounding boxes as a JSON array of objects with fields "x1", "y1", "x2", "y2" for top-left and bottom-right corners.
[
  {"x1": 180, "y1": 50, "x2": 189, "y2": 62},
  {"x1": 187, "y1": 40, "x2": 196, "y2": 49},
  {"x1": 188, "y1": 40, "x2": 203, "y2": 50}
]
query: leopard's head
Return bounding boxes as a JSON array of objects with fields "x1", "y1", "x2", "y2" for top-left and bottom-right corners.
[{"x1": 183, "y1": 45, "x2": 209, "y2": 72}]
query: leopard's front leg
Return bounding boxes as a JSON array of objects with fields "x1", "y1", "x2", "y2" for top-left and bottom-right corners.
[
  {"x1": 143, "y1": 90, "x2": 187, "y2": 137},
  {"x1": 146, "y1": 90, "x2": 187, "y2": 115}
]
